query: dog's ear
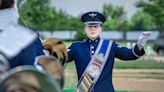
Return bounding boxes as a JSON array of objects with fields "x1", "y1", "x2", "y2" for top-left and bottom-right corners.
[
  {"x1": 43, "y1": 38, "x2": 68, "y2": 66},
  {"x1": 43, "y1": 43, "x2": 53, "y2": 54}
]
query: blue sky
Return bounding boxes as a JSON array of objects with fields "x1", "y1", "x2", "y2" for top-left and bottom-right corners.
[{"x1": 50, "y1": 0, "x2": 138, "y2": 18}]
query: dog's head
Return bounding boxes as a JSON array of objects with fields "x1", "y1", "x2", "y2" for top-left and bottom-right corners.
[{"x1": 43, "y1": 38, "x2": 68, "y2": 66}]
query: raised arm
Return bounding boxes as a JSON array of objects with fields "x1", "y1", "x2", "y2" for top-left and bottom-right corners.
[{"x1": 115, "y1": 31, "x2": 151, "y2": 61}]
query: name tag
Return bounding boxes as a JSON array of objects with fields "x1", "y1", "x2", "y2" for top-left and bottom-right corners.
[{"x1": 87, "y1": 54, "x2": 104, "y2": 78}]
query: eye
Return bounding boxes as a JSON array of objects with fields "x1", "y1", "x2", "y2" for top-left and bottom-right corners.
[
  {"x1": 87, "y1": 25, "x2": 99, "y2": 28},
  {"x1": 47, "y1": 48, "x2": 52, "y2": 54},
  {"x1": 93, "y1": 26, "x2": 98, "y2": 28},
  {"x1": 57, "y1": 41, "x2": 63, "y2": 44},
  {"x1": 52, "y1": 52, "x2": 58, "y2": 58}
]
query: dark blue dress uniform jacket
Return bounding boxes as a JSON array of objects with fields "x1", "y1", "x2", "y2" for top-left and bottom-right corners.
[
  {"x1": 8, "y1": 32, "x2": 44, "y2": 69},
  {"x1": 68, "y1": 37, "x2": 145, "y2": 92}
]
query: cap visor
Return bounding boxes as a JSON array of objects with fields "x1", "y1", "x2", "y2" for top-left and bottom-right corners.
[{"x1": 84, "y1": 21, "x2": 102, "y2": 25}]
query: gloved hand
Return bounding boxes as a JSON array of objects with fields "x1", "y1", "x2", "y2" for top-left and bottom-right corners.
[{"x1": 137, "y1": 31, "x2": 152, "y2": 47}]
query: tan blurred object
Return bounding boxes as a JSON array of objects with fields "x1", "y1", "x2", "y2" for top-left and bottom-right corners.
[
  {"x1": 3, "y1": 72, "x2": 41, "y2": 92},
  {"x1": 0, "y1": 66, "x2": 61, "y2": 92},
  {"x1": 37, "y1": 56, "x2": 64, "y2": 88},
  {"x1": 43, "y1": 38, "x2": 68, "y2": 66},
  {"x1": 38, "y1": 38, "x2": 67, "y2": 88}
]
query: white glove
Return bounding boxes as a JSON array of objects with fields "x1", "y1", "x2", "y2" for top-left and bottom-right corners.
[{"x1": 137, "y1": 31, "x2": 152, "y2": 47}]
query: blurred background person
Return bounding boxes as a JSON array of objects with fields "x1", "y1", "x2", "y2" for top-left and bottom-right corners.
[{"x1": 0, "y1": 0, "x2": 44, "y2": 70}]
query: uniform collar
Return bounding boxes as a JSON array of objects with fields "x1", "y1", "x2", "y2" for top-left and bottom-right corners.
[
  {"x1": 0, "y1": 8, "x2": 19, "y2": 28},
  {"x1": 87, "y1": 37, "x2": 100, "y2": 44}
]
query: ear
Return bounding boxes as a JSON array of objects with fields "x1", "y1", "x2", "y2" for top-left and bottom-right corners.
[
  {"x1": 84, "y1": 27, "x2": 87, "y2": 34},
  {"x1": 43, "y1": 44, "x2": 53, "y2": 55},
  {"x1": 100, "y1": 26, "x2": 103, "y2": 32}
]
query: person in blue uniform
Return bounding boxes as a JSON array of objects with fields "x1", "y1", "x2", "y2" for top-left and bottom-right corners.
[
  {"x1": 67, "y1": 11, "x2": 151, "y2": 92},
  {"x1": 0, "y1": 0, "x2": 44, "y2": 69}
]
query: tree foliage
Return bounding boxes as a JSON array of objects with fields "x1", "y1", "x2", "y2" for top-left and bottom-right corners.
[
  {"x1": 17, "y1": 0, "x2": 83, "y2": 32},
  {"x1": 102, "y1": 4, "x2": 130, "y2": 31},
  {"x1": 18, "y1": 0, "x2": 54, "y2": 31},
  {"x1": 17, "y1": 0, "x2": 163, "y2": 32},
  {"x1": 136, "y1": 0, "x2": 164, "y2": 31},
  {"x1": 130, "y1": 11, "x2": 156, "y2": 31}
]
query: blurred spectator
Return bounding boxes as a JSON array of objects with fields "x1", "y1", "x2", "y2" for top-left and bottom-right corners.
[{"x1": 0, "y1": 0, "x2": 44, "y2": 69}]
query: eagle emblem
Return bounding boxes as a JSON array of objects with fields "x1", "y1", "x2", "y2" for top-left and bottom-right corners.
[{"x1": 89, "y1": 13, "x2": 97, "y2": 18}]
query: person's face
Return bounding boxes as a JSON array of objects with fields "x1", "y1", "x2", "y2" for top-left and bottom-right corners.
[{"x1": 85, "y1": 24, "x2": 102, "y2": 40}]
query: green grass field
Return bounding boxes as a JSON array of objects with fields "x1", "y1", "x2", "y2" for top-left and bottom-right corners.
[{"x1": 114, "y1": 59, "x2": 164, "y2": 69}]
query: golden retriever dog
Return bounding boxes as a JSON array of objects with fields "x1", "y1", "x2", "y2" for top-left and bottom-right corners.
[{"x1": 35, "y1": 38, "x2": 68, "y2": 88}]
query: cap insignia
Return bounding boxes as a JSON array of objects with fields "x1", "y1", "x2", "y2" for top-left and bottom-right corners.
[{"x1": 89, "y1": 13, "x2": 97, "y2": 18}]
